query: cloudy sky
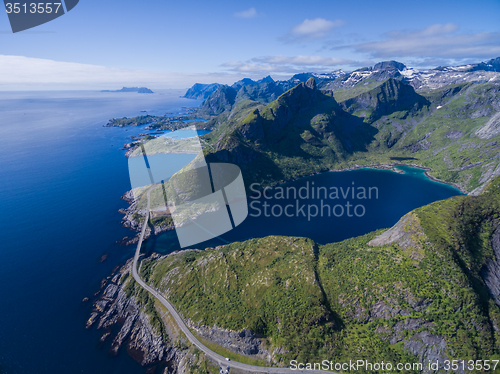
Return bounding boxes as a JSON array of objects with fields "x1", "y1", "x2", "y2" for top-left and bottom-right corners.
[{"x1": 0, "y1": 0, "x2": 499, "y2": 89}]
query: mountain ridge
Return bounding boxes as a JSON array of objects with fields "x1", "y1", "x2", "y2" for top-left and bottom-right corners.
[
  {"x1": 186, "y1": 57, "x2": 500, "y2": 108},
  {"x1": 192, "y1": 57, "x2": 500, "y2": 193}
]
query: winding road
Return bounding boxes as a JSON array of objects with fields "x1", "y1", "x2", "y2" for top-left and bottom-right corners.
[{"x1": 132, "y1": 186, "x2": 333, "y2": 373}]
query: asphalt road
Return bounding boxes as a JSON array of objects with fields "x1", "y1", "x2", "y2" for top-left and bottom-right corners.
[{"x1": 131, "y1": 186, "x2": 333, "y2": 373}]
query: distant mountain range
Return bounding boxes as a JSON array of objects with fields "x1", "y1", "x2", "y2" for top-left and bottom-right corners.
[
  {"x1": 185, "y1": 57, "x2": 500, "y2": 194},
  {"x1": 185, "y1": 57, "x2": 500, "y2": 106},
  {"x1": 101, "y1": 87, "x2": 154, "y2": 93}
]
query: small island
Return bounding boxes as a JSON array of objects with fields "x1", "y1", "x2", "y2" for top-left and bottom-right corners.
[{"x1": 101, "y1": 87, "x2": 154, "y2": 93}]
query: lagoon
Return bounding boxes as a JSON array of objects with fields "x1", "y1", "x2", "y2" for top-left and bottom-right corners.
[{"x1": 146, "y1": 165, "x2": 462, "y2": 254}]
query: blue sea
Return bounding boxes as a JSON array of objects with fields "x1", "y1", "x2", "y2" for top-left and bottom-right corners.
[{"x1": 0, "y1": 90, "x2": 462, "y2": 374}]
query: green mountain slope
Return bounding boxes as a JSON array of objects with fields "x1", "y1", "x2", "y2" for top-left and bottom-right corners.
[
  {"x1": 202, "y1": 77, "x2": 377, "y2": 186},
  {"x1": 369, "y1": 81, "x2": 500, "y2": 191},
  {"x1": 197, "y1": 76, "x2": 500, "y2": 193},
  {"x1": 129, "y1": 72, "x2": 500, "y2": 226},
  {"x1": 199, "y1": 85, "x2": 237, "y2": 115}
]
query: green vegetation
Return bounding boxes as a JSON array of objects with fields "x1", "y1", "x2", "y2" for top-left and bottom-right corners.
[
  {"x1": 133, "y1": 75, "x2": 491, "y2": 208},
  {"x1": 200, "y1": 79, "x2": 378, "y2": 188},
  {"x1": 141, "y1": 238, "x2": 336, "y2": 364},
  {"x1": 151, "y1": 215, "x2": 173, "y2": 227},
  {"x1": 136, "y1": 177, "x2": 500, "y2": 369},
  {"x1": 318, "y1": 189, "x2": 500, "y2": 364},
  {"x1": 122, "y1": 276, "x2": 168, "y2": 341},
  {"x1": 145, "y1": 296, "x2": 168, "y2": 340},
  {"x1": 106, "y1": 115, "x2": 159, "y2": 127},
  {"x1": 331, "y1": 79, "x2": 388, "y2": 102},
  {"x1": 116, "y1": 64, "x2": 500, "y2": 370},
  {"x1": 186, "y1": 348, "x2": 220, "y2": 374},
  {"x1": 121, "y1": 69, "x2": 500, "y2": 369}
]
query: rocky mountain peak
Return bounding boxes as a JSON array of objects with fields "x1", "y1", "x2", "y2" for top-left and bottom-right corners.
[
  {"x1": 200, "y1": 85, "x2": 237, "y2": 115},
  {"x1": 258, "y1": 75, "x2": 275, "y2": 84},
  {"x1": 183, "y1": 82, "x2": 222, "y2": 100},
  {"x1": 304, "y1": 76, "x2": 317, "y2": 90},
  {"x1": 373, "y1": 60, "x2": 407, "y2": 71},
  {"x1": 232, "y1": 78, "x2": 257, "y2": 91},
  {"x1": 475, "y1": 56, "x2": 500, "y2": 72}
]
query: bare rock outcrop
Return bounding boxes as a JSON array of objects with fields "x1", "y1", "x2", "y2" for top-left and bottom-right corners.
[
  {"x1": 482, "y1": 225, "x2": 500, "y2": 306},
  {"x1": 368, "y1": 212, "x2": 426, "y2": 259},
  {"x1": 188, "y1": 323, "x2": 272, "y2": 362},
  {"x1": 86, "y1": 262, "x2": 193, "y2": 373},
  {"x1": 404, "y1": 331, "x2": 460, "y2": 374}
]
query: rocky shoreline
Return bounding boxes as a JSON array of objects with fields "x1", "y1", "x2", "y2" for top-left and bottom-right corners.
[
  {"x1": 118, "y1": 190, "x2": 175, "y2": 246},
  {"x1": 87, "y1": 255, "x2": 278, "y2": 372},
  {"x1": 86, "y1": 259, "x2": 212, "y2": 373},
  {"x1": 332, "y1": 162, "x2": 467, "y2": 194}
]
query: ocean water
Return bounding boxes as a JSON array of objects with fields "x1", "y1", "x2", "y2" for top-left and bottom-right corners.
[
  {"x1": 0, "y1": 90, "x2": 202, "y2": 374},
  {"x1": 0, "y1": 90, "x2": 462, "y2": 374}
]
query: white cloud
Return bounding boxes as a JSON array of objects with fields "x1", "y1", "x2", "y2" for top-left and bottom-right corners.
[
  {"x1": 283, "y1": 18, "x2": 345, "y2": 42},
  {"x1": 255, "y1": 55, "x2": 351, "y2": 66},
  {"x1": 222, "y1": 54, "x2": 352, "y2": 75},
  {"x1": 344, "y1": 23, "x2": 500, "y2": 60},
  {"x1": 0, "y1": 55, "x2": 250, "y2": 90},
  {"x1": 234, "y1": 7, "x2": 257, "y2": 19},
  {"x1": 221, "y1": 61, "x2": 279, "y2": 74}
]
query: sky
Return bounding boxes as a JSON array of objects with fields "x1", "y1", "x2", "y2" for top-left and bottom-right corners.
[{"x1": 0, "y1": 0, "x2": 499, "y2": 90}]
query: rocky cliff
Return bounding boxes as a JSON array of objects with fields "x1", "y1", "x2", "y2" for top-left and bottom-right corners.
[
  {"x1": 183, "y1": 83, "x2": 222, "y2": 100},
  {"x1": 87, "y1": 259, "x2": 220, "y2": 373},
  {"x1": 200, "y1": 86, "x2": 237, "y2": 115},
  {"x1": 340, "y1": 78, "x2": 429, "y2": 122},
  {"x1": 482, "y1": 225, "x2": 500, "y2": 306}
]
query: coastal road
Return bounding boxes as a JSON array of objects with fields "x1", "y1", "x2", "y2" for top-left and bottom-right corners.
[{"x1": 132, "y1": 186, "x2": 334, "y2": 374}]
